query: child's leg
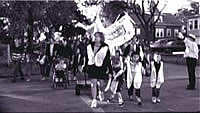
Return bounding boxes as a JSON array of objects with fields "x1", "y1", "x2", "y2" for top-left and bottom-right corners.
[
  {"x1": 156, "y1": 88, "x2": 160, "y2": 97},
  {"x1": 152, "y1": 87, "x2": 157, "y2": 103},
  {"x1": 90, "y1": 79, "x2": 97, "y2": 107},
  {"x1": 117, "y1": 92, "x2": 123, "y2": 104},
  {"x1": 128, "y1": 83, "x2": 134, "y2": 100},
  {"x1": 98, "y1": 80, "x2": 105, "y2": 101},
  {"x1": 135, "y1": 88, "x2": 142, "y2": 105},
  {"x1": 156, "y1": 88, "x2": 161, "y2": 103},
  {"x1": 135, "y1": 88, "x2": 140, "y2": 97}
]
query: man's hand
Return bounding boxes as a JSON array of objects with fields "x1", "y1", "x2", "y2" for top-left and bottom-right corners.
[{"x1": 178, "y1": 32, "x2": 184, "y2": 40}]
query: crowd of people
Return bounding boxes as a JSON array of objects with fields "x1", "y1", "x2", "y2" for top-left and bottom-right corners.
[{"x1": 8, "y1": 24, "x2": 198, "y2": 108}]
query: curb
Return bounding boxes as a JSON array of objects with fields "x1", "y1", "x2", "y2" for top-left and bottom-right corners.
[{"x1": 162, "y1": 55, "x2": 200, "y2": 66}]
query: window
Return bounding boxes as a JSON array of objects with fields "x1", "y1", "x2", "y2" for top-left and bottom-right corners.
[
  {"x1": 174, "y1": 29, "x2": 179, "y2": 37},
  {"x1": 194, "y1": 20, "x2": 198, "y2": 29},
  {"x1": 136, "y1": 28, "x2": 140, "y2": 35},
  {"x1": 155, "y1": 28, "x2": 164, "y2": 38},
  {"x1": 166, "y1": 28, "x2": 171, "y2": 37},
  {"x1": 189, "y1": 20, "x2": 193, "y2": 30}
]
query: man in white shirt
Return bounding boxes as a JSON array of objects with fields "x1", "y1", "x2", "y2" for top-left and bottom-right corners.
[{"x1": 178, "y1": 32, "x2": 199, "y2": 90}]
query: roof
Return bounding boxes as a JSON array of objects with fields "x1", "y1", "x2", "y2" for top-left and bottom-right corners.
[
  {"x1": 129, "y1": 12, "x2": 183, "y2": 26},
  {"x1": 187, "y1": 14, "x2": 200, "y2": 19},
  {"x1": 129, "y1": 13, "x2": 151, "y2": 25},
  {"x1": 157, "y1": 13, "x2": 183, "y2": 26}
]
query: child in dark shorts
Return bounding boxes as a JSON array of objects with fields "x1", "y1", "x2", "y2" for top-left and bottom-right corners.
[{"x1": 106, "y1": 50, "x2": 124, "y2": 107}]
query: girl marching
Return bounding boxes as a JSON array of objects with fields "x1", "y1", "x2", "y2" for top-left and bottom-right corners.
[
  {"x1": 150, "y1": 52, "x2": 164, "y2": 104},
  {"x1": 124, "y1": 51, "x2": 144, "y2": 105}
]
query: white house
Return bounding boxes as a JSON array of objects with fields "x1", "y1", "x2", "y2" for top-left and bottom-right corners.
[{"x1": 187, "y1": 14, "x2": 200, "y2": 45}]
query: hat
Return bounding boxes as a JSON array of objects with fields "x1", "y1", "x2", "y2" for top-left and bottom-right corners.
[{"x1": 188, "y1": 34, "x2": 196, "y2": 41}]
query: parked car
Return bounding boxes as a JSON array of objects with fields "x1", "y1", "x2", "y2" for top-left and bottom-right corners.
[{"x1": 150, "y1": 39, "x2": 185, "y2": 53}]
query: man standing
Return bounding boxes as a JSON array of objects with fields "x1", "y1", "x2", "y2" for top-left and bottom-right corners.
[
  {"x1": 45, "y1": 38, "x2": 58, "y2": 80},
  {"x1": 11, "y1": 38, "x2": 25, "y2": 83},
  {"x1": 178, "y1": 32, "x2": 199, "y2": 90}
]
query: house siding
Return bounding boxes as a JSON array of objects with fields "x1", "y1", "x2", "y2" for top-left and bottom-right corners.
[{"x1": 187, "y1": 15, "x2": 200, "y2": 45}]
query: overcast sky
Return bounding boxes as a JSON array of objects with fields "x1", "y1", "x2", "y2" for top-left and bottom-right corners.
[{"x1": 158, "y1": 0, "x2": 199, "y2": 14}]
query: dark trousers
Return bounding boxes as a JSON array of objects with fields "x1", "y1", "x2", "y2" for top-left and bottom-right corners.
[
  {"x1": 186, "y1": 57, "x2": 197, "y2": 88},
  {"x1": 13, "y1": 61, "x2": 24, "y2": 80},
  {"x1": 116, "y1": 79, "x2": 123, "y2": 93},
  {"x1": 25, "y1": 62, "x2": 32, "y2": 78},
  {"x1": 73, "y1": 55, "x2": 79, "y2": 77},
  {"x1": 46, "y1": 57, "x2": 53, "y2": 77},
  {"x1": 128, "y1": 83, "x2": 141, "y2": 97},
  {"x1": 40, "y1": 64, "x2": 46, "y2": 77},
  {"x1": 152, "y1": 87, "x2": 160, "y2": 97}
]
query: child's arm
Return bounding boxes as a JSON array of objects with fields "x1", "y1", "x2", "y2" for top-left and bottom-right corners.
[{"x1": 113, "y1": 69, "x2": 124, "y2": 81}]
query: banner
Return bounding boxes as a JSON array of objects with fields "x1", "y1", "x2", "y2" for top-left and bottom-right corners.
[
  {"x1": 104, "y1": 13, "x2": 136, "y2": 47},
  {"x1": 75, "y1": 12, "x2": 136, "y2": 47}
]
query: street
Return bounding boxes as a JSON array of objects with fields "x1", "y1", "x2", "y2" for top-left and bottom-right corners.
[{"x1": 0, "y1": 63, "x2": 199, "y2": 112}]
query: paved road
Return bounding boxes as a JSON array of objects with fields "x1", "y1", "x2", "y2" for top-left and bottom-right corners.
[{"x1": 0, "y1": 63, "x2": 199, "y2": 112}]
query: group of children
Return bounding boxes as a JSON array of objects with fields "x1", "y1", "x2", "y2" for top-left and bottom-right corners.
[{"x1": 103, "y1": 49, "x2": 164, "y2": 107}]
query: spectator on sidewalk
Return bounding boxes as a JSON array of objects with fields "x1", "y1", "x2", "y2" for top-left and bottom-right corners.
[
  {"x1": 45, "y1": 38, "x2": 59, "y2": 79},
  {"x1": 10, "y1": 37, "x2": 25, "y2": 83},
  {"x1": 37, "y1": 41, "x2": 47, "y2": 81},
  {"x1": 178, "y1": 32, "x2": 199, "y2": 90},
  {"x1": 150, "y1": 52, "x2": 164, "y2": 104}
]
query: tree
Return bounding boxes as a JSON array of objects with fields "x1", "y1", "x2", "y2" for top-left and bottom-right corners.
[
  {"x1": 0, "y1": 1, "x2": 82, "y2": 65},
  {"x1": 175, "y1": 1, "x2": 199, "y2": 23},
  {"x1": 125, "y1": 0, "x2": 166, "y2": 44},
  {"x1": 190, "y1": 1, "x2": 199, "y2": 14}
]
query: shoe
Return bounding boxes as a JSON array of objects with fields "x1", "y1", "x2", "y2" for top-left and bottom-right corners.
[
  {"x1": 119, "y1": 102, "x2": 124, "y2": 107},
  {"x1": 186, "y1": 85, "x2": 196, "y2": 90},
  {"x1": 129, "y1": 95, "x2": 133, "y2": 101},
  {"x1": 91, "y1": 99, "x2": 97, "y2": 108},
  {"x1": 41, "y1": 77, "x2": 46, "y2": 81},
  {"x1": 152, "y1": 97, "x2": 157, "y2": 104},
  {"x1": 136, "y1": 96, "x2": 142, "y2": 106},
  {"x1": 156, "y1": 97, "x2": 161, "y2": 103},
  {"x1": 99, "y1": 91, "x2": 104, "y2": 102},
  {"x1": 26, "y1": 78, "x2": 31, "y2": 82},
  {"x1": 107, "y1": 97, "x2": 114, "y2": 103},
  {"x1": 138, "y1": 101, "x2": 142, "y2": 106}
]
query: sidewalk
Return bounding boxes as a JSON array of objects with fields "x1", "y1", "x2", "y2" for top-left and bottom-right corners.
[{"x1": 162, "y1": 54, "x2": 200, "y2": 65}]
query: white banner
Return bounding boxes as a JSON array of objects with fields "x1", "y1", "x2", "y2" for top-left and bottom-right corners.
[{"x1": 104, "y1": 13, "x2": 136, "y2": 47}]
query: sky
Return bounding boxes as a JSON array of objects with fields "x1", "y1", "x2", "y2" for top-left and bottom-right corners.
[
  {"x1": 75, "y1": 0, "x2": 199, "y2": 14},
  {"x1": 157, "y1": 0, "x2": 199, "y2": 14}
]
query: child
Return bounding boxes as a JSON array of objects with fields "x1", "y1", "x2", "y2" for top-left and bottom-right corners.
[
  {"x1": 125, "y1": 52, "x2": 143, "y2": 105},
  {"x1": 54, "y1": 58, "x2": 67, "y2": 83},
  {"x1": 105, "y1": 50, "x2": 124, "y2": 107},
  {"x1": 150, "y1": 52, "x2": 164, "y2": 104}
]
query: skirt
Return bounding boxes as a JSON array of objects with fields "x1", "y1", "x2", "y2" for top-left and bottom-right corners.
[{"x1": 87, "y1": 65, "x2": 108, "y2": 80}]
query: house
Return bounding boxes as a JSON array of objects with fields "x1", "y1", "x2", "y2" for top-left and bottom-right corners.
[
  {"x1": 129, "y1": 13, "x2": 183, "y2": 41},
  {"x1": 155, "y1": 13, "x2": 183, "y2": 39},
  {"x1": 187, "y1": 14, "x2": 200, "y2": 45}
]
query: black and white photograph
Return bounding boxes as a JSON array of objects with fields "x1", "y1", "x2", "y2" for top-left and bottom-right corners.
[{"x1": 0, "y1": 0, "x2": 199, "y2": 112}]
